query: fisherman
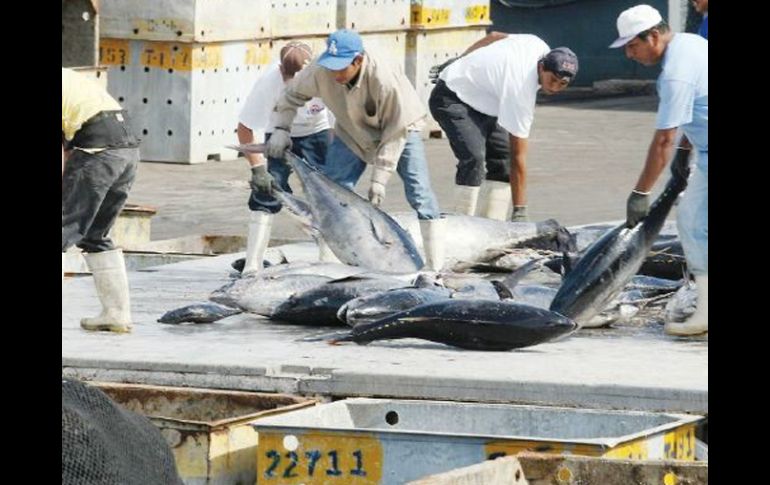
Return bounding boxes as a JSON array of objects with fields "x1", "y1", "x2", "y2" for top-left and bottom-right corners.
[
  {"x1": 237, "y1": 41, "x2": 335, "y2": 275},
  {"x1": 610, "y1": 5, "x2": 708, "y2": 336},
  {"x1": 62, "y1": 67, "x2": 140, "y2": 333},
  {"x1": 428, "y1": 33, "x2": 578, "y2": 221},
  {"x1": 265, "y1": 29, "x2": 446, "y2": 271}
]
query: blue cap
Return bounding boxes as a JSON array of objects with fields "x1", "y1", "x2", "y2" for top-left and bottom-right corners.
[{"x1": 317, "y1": 29, "x2": 364, "y2": 70}]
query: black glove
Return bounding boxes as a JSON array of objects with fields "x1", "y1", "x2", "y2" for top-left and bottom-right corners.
[
  {"x1": 625, "y1": 190, "x2": 650, "y2": 228},
  {"x1": 250, "y1": 165, "x2": 274, "y2": 195},
  {"x1": 429, "y1": 57, "x2": 459, "y2": 84}
]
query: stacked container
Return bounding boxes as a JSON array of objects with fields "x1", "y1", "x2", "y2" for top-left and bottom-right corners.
[
  {"x1": 95, "y1": 0, "x2": 493, "y2": 162},
  {"x1": 407, "y1": 0, "x2": 491, "y2": 135},
  {"x1": 98, "y1": 0, "x2": 274, "y2": 163}
]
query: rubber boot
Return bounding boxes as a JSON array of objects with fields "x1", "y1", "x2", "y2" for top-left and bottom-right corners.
[
  {"x1": 80, "y1": 249, "x2": 132, "y2": 333},
  {"x1": 478, "y1": 180, "x2": 512, "y2": 221},
  {"x1": 242, "y1": 211, "x2": 273, "y2": 276},
  {"x1": 665, "y1": 274, "x2": 708, "y2": 336}
]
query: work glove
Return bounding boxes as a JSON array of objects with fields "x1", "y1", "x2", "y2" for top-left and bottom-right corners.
[
  {"x1": 625, "y1": 190, "x2": 650, "y2": 228},
  {"x1": 266, "y1": 128, "x2": 292, "y2": 159},
  {"x1": 511, "y1": 205, "x2": 528, "y2": 222},
  {"x1": 250, "y1": 165, "x2": 274, "y2": 195},
  {"x1": 368, "y1": 166, "x2": 392, "y2": 207},
  {"x1": 429, "y1": 57, "x2": 459, "y2": 84}
]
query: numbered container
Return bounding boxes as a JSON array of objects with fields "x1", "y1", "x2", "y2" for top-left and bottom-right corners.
[
  {"x1": 410, "y1": 0, "x2": 491, "y2": 30},
  {"x1": 94, "y1": 382, "x2": 315, "y2": 485},
  {"x1": 99, "y1": 0, "x2": 271, "y2": 42},
  {"x1": 337, "y1": 0, "x2": 411, "y2": 32},
  {"x1": 361, "y1": 31, "x2": 408, "y2": 74},
  {"x1": 270, "y1": 0, "x2": 337, "y2": 38},
  {"x1": 251, "y1": 398, "x2": 703, "y2": 484},
  {"x1": 100, "y1": 37, "x2": 273, "y2": 163},
  {"x1": 405, "y1": 26, "x2": 488, "y2": 134}
]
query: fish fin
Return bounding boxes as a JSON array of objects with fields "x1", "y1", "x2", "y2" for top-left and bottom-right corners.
[
  {"x1": 491, "y1": 280, "x2": 514, "y2": 300},
  {"x1": 369, "y1": 218, "x2": 395, "y2": 247},
  {"x1": 500, "y1": 257, "x2": 545, "y2": 290},
  {"x1": 562, "y1": 251, "x2": 574, "y2": 276}
]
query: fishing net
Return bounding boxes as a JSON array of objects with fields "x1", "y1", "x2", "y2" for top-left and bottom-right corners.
[{"x1": 61, "y1": 378, "x2": 183, "y2": 485}]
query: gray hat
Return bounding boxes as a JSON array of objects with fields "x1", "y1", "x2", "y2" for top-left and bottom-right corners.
[{"x1": 542, "y1": 47, "x2": 579, "y2": 79}]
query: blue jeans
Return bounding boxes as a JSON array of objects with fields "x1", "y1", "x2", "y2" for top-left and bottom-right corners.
[
  {"x1": 676, "y1": 151, "x2": 708, "y2": 275},
  {"x1": 248, "y1": 130, "x2": 330, "y2": 213},
  {"x1": 323, "y1": 132, "x2": 440, "y2": 220}
]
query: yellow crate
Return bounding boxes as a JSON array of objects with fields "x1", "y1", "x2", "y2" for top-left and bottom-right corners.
[
  {"x1": 410, "y1": 0, "x2": 491, "y2": 29},
  {"x1": 95, "y1": 382, "x2": 316, "y2": 484}
]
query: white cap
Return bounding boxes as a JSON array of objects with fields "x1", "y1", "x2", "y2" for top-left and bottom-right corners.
[{"x1": 609, "y1": 4, "x2": 664, "y2": 48}]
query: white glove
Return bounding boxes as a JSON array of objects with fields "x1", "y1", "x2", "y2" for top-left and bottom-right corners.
[
  {"x1": 266, "y1": 128, "x2": 292, "y2": 159},
  {"x1": 368, "y1": 166, "x2": 392, "y2": 207},
  {"x1": 368, "y1": 182, "x2": 386, "y2": 207}
]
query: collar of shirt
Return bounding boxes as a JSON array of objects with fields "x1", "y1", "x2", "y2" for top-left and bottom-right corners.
[{"x1": 345, "y1": 53, "x2": 368, "y2": 91}]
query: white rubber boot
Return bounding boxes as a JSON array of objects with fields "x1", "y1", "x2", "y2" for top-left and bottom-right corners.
[
  {"x1": 665, "y1": 274, "x2": 708, "y2": 336},
  {"x1": 80, "y1": 249, "x2": 132, "y2": 333},
  {"x1": 317, "y1": 237, "x2": 340, "y2": 263},
  {"x1": 453, "y1": 185, "x2": 481, "y2": 216},
  {"x1": 478, "y1": 180, "x2": 512, "y2": 221},
  {"x1": 419, "y1": 216, "x2": 447, "y2": 271},
  {"x1": 242, "y1": 211, "x2": 273, "y2": 276}
]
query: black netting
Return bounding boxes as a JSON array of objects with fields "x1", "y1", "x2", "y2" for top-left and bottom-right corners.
[{"x1": 62, "y1": 378, "x2": 183, "y2": 485}]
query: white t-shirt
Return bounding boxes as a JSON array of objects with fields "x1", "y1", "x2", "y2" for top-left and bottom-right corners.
[
  {"x1": 239, "y1": 62, "x2": 333, "y2": 139},
  {"x1": 440, "y1": 34, "x2": 550, "y2": 138}
]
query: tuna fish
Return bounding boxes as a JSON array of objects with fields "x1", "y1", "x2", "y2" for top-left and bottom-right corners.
[
  {"x1": 549, "y1": 149, "x2": 691, "y2": 326},
  {"x1": 158, "y1": 302, "x2": 242, "y2": 324},
  {"x1": 334, "y1": 299, "x2": 577, "y2": 351}
]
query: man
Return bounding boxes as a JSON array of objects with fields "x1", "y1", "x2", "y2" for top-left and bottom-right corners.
[
  {"x1": 62, "y1": 67, "x2": 140, "y2": 333},
  {"x1": 610, "y1": 5, "x2": 708, "y2": 336},
  {"x1": 237, "y1": 42, "x2": 335, "y2": 275},
  {"x1": 428, "y1": 33, "x2": 578, "y2": 221},
  {"x1": 692, "y1": 0, "x2": 708, "y2": 39},
  {"x1": 266, "y1": 29, "x2": 446, "y2": 271}
]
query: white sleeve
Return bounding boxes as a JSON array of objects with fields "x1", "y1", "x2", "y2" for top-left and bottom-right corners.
[
  {"x1": 496, "y1": 77, "x2": 537, "y2": 138},
  {"x1": 238, "y1": 64, "x2": 283, "y2": 132}
]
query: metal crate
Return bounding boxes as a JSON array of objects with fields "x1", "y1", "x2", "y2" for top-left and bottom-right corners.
[
  {"x1": 361, "y1": 31, "x2": 408, "y2": 73},
  {"x1": 337, "y1": 0, "x2": 411, "y2": 32},
  {"x1": 99, "y1": 0, "x2": 270, "y2": 42},
  {"x1": 410, "y1": 0, "x2": 491, "y2": 29},
  {"x1": 100, "y1": 38, "x2": 273, "y2": 163},
  {"x1": 94, "y1": 382, "x2": 315, "y2": 485},
  {"x1": 405, "y1": 26, "x2": 487, "y2": 133},
  {"x1": 251, "y1": 398, "x2": 703, "y2": 484},
  {"x1": 270, "y1": 0, "x2": 337, "y2": 38}
]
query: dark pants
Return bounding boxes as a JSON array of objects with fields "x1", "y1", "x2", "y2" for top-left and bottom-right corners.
[
  {"x1": 248, "y1": 129, "x2": 330, "y2": 213},
  {"x1": 62, "y1": 147, "x2": 139, "y2": 252},
  {"x1": 429, "y1": 80, "x2": 510, "y2": 187}
]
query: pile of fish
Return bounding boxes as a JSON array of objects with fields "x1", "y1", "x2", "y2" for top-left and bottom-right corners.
[{"x1": 158, "y1": 146, "x2": 697, "y2": 351}]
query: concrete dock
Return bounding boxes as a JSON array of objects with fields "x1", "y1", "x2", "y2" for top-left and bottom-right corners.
[{"x1": 62, "y1": 95, "x2": 707, "y2": 415}]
